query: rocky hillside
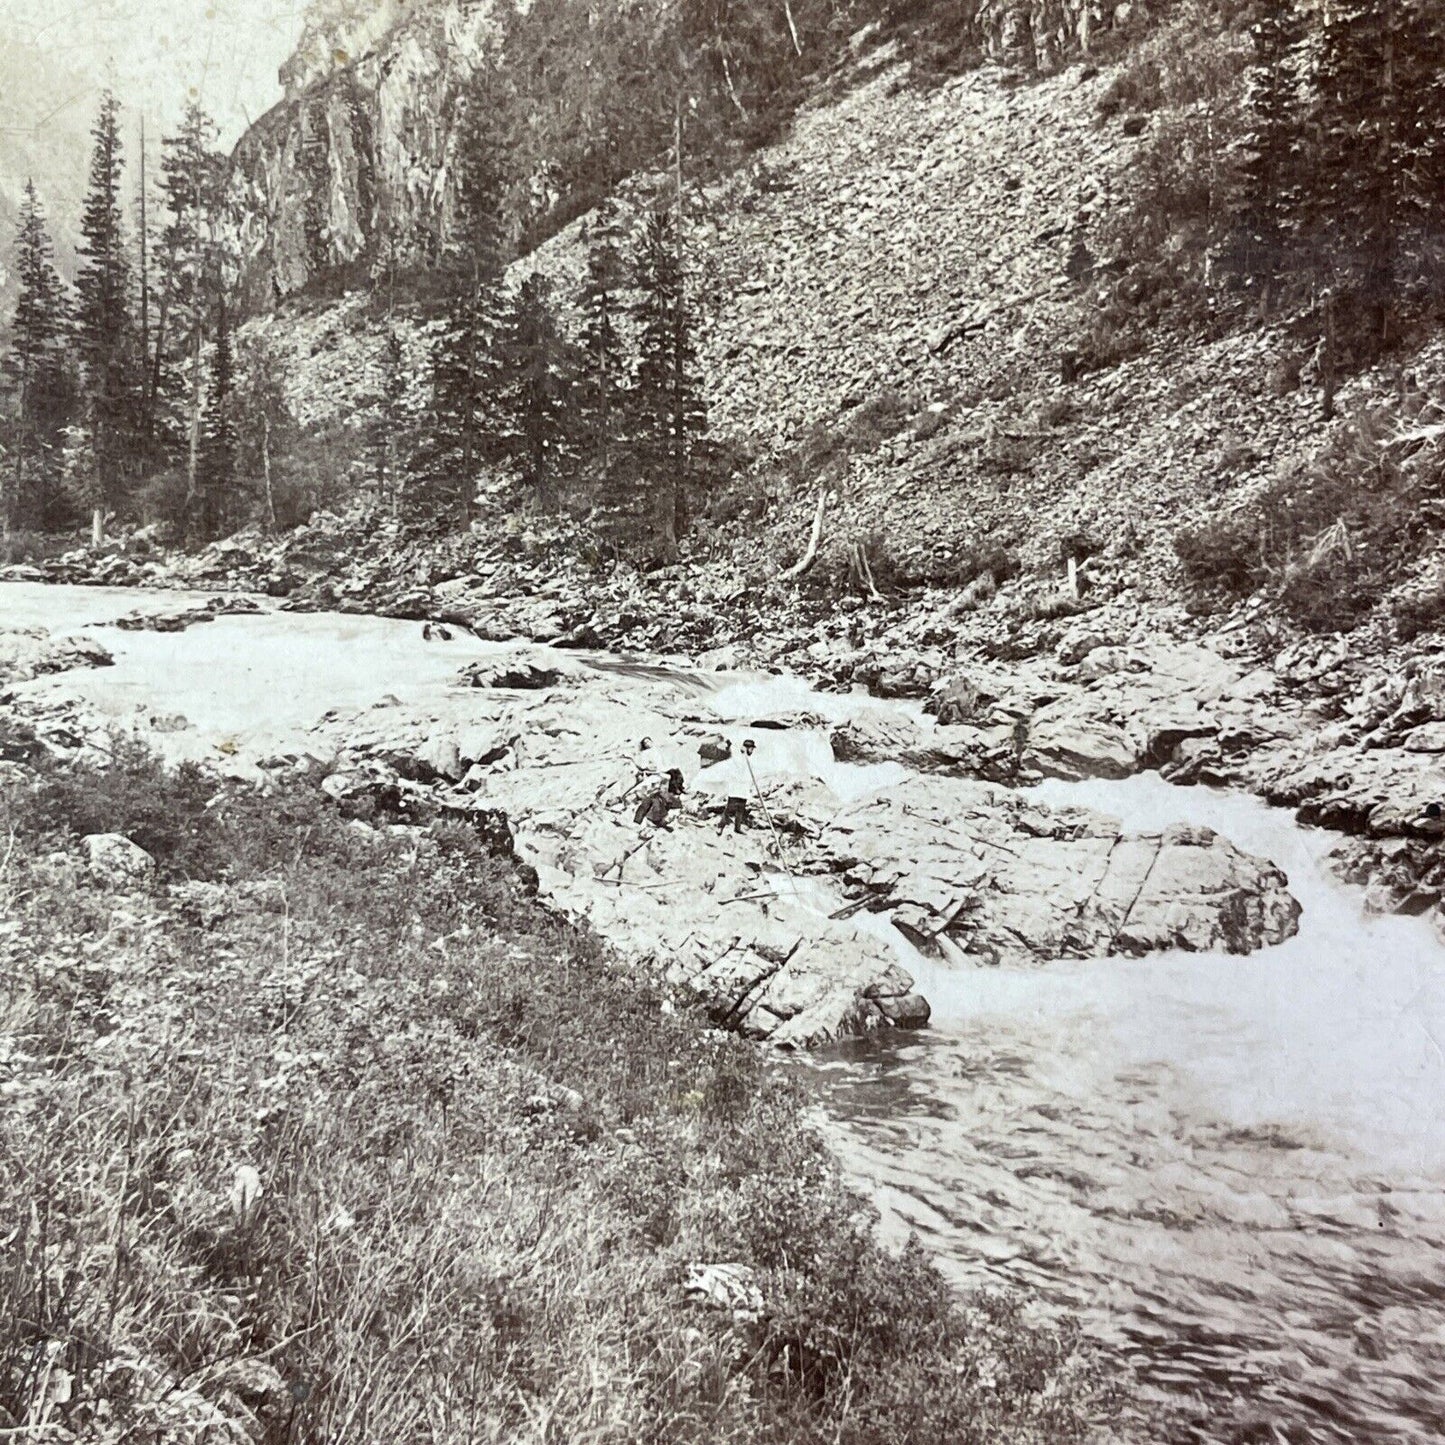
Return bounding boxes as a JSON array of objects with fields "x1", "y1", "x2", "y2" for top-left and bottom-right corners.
[
  {"x1": 226, "y1": 0, "x2": 1135, "y2": 308},
  {"x1": 234, "y1": 15, "x2": 1445, "y2": 632}
]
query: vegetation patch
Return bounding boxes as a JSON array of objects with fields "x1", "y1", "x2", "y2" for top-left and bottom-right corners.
[
  {"x1": 1175, "y1": 401, "x2": 1445, "y2": 631},
  {"x1": 0, "y1": 741, "x2": 1118, "y2": 1443}
]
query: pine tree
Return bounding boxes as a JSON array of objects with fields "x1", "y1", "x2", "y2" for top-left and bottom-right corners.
[
  {"x1": 1237, "y1": 0, "x2": 1306, "y2": 292},
  {"x1": 633, "y1": 203, "x2": 706, "y2": 559},
  {"x1": 369, "y1": 328, "x2": 410, "y2": 518},
  {"x1": 157, "y1": 102, "x2": 226, "y2": 516},
  {"x1": 234, "y1": 334, "x2": 298, "y2": 533},
  {"x1": 412, "y1": 85, "x2": 511, "y2": 528},
  {"x1": 1308, "y1": 0, "x2": 1445, "y2": 346},
  {"x1": 500, "y1": 273, "x2": 575, "y2": 510},
  {"x1": 74, "y1": 90, "x2": 138, "y2": 543},
  {"x1": 576, "y1": 199, "x2": 631, "y2": 480},
  {"x1": 2, "y1": 181, "x2": 74, "y2": 533},
  {"x1": 194, "y1": 301, "x2": 237, "y2": 542}
]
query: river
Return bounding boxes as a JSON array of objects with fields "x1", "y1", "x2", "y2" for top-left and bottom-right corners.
[{"x1": 7, "y1": 582, "x2": 1445, "y2": 1443}]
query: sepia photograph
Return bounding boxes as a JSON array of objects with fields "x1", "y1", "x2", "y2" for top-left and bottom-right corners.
[{"x1": 2, "y1": 0, "x2": 1444, "y2": 1440}]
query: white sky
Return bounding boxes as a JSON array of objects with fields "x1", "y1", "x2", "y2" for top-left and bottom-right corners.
[{"x1": 4, "y1": 0, "x2": 309, "y2": 146}]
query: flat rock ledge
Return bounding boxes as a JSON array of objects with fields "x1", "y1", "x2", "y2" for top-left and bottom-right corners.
[
  {"x1": 296, "y1": 664, "x2": 1302, "y2": 1046},
  {"x1": 805, "y1": 777, "x2": 1302, "y2": 965}
]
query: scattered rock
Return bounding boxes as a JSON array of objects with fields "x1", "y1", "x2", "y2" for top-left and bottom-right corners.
[{"x1": 83, "y1": 833, "x2": 157, "y2": 888}]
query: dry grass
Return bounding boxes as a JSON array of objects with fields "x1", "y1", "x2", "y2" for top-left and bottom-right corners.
[{"x1": 0, "y1": 745, "x2": 1119, "y2": 1443}]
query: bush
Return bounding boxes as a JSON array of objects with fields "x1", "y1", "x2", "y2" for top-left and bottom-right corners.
[
  {"x1": 1174, "y1": 400, "x2": 1445, "y2": 630},
  {"x1": 1394, "y1": 580, "x2": 1445, "y2": 642}
]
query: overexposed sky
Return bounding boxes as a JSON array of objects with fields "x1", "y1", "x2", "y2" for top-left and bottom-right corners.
[{"x1": 5, "y1": 0, "x2": 309, "y2": 146}]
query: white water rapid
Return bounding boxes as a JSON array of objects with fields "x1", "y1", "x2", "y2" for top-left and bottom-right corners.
[{"x1": 7, "y1": 583, "x2": 1445, "y2": 1442}]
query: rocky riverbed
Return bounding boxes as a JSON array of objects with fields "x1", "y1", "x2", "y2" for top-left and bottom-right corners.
[{"x1": 1, "y1": 586, "x2": 1305, "y2": 1046}]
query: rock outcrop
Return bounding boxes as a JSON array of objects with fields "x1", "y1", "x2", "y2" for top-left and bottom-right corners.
[
  {"x1": 808, "y1": 776, "x2": 1301, "y2": 963},
  {"x1": 0, "y1": 628, "x2": 113, "y2": 687},
  {"x1": 83, "y1": 833, "x2": 157, "y2": 889}
]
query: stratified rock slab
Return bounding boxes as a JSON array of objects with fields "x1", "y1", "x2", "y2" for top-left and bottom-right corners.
[{"x1": 810, "y1": 776, "x2": 1300, "y2": 964}]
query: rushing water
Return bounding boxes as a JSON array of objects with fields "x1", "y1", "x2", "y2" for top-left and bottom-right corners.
[{"x1": 8, "y1": 583, "x2": 1445, "y2": 1442}]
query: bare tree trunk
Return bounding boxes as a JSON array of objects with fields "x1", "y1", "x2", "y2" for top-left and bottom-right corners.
[
  {"x1": 721, "y1": 55, "x2": 749, "y2": 118},
  {"x1": 262, "y1": 414, "x2": 276, "y2": 531},
  {"x1": 91, "y1": 506, "x2": 105, "y2": 547},
  {"x1": 781, "y1": 490, "x2": 827, "y2": 579},
  {"x1": 187, "y1": 326, "x2": 203, "y2": 505},
  {"x1": 781, "y1": 0, "x2": 802, "y2": 55}
]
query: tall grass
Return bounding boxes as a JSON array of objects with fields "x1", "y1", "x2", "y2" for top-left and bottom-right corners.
[{"x1": 0, "y1": 746, "x2": 1118, "y2": 1442}]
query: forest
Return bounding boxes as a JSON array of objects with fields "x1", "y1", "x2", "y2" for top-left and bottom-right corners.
[{"x1": 3, "y1": 0, "x2": 1445, "y2": 566}]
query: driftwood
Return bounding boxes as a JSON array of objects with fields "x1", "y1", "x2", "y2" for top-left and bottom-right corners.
[
  {"x1": 781, "y1": 489, "x2": 828, "y2": 580},
  {"x1": 928, "y1": 282, "x2": 1067, "y2": 357}
]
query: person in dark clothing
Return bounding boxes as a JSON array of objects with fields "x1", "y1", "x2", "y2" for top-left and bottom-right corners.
[{"x1": 635, "y1": 791, "x2": 676, "y2": 829}]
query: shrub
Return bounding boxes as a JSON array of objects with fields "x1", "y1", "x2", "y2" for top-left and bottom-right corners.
[
  {"x1": 1394, "y1": 580, "x2": 1445, "y2": 642},
  {"x1": 1174, "y1": 400, "x2": 1445, "y2": 630}
]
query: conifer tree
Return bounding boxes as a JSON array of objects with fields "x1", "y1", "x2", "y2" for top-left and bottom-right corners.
[
  {"x1": 412, "y1": 86, "x2": 511, "y2": 528},
  {"x1": 2, "y1": 181, "x2": 74, "y2": 534},
  {"x1": 234, "y1": 334, "x2": 298, "y2": 533},
  {"x1": 194, "y1": 302, "x2": 237, "y2": 542},
  {"x1": 1309, "y1": 0, "x2": 1445, "y2": 346},
  {"x1": 157, "y1": 102, "x2": 226, "y2": 513},
  {"x1": 369, "y1": 328, "x2": 409, "y2": 518},
  {"x1": 633, "y1": 203, "x2": 706, "y2": 558},
  {"x1": 576, "y1": 199, "x2": 631, "y2": 480},
  {"x1": 500, "y1": 273, "x2": 575, "y2": 510},
  {"x1": 1238, "y1": 0, "x2": 1306, "y2": 292},
  {"x1": 74, "y1": 90, "x2": 137, "y2": 543}
]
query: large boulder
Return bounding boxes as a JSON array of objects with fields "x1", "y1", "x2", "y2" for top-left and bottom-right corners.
[
  {"x1": 0, "y1": 628, "x2": 113, "y2": 686},
  {"x1": 809, "y1": 777, "x2": 1300, "y2": 964}
]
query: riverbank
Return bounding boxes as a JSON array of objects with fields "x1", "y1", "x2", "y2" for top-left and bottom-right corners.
[{"x1": 0, "y1": 734, "x2": 1119, "y2": 1444}]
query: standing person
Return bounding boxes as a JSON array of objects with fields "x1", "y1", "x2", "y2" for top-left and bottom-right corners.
[{"x1": 709, "y1": 739, "x2": 757, "y2": 834}]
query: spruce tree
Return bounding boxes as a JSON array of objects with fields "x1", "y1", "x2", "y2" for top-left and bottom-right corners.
[
  {"x1": 158, "y1": 102, "x2": 226, "y2": 515},
  {"x1": 633, "y1": 203, "x2": 706, "y2": 558},
  {"x1": 1238, "y1": 0, "x2": 1306, "y2": 293},
  {"x1": 369, "y1": 328, "x2": 409, "y2": 518},
  {"x1": 74, "y1": 90, "x2": 137, "y2": 543},
  {"x1": 576, "y1": 199, "x2": 631, "y2": 483},
  {"x1": 412, "y1": 86, "x2": 511, "y2": 528},
  {"x1": 1309, "y1": 0, "x2": 1445, "y2": 346},
  {"x1": 194, "y1": 302, "x2": 238, "y2": 542},
  {"x1": 2, "y1": 181, "x2": 74, "y2": 534},
  {"x1": 500, "y1": 273, "x2": 575, "y2": 510}
]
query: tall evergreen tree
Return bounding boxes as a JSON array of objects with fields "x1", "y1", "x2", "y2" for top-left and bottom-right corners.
[
  {"x1": 369, "y1": 328, "x2": 410, "y2": 518},
  {"x1": 500, "y1": 273, "x2": 575, "y2": 510},
  {"x1": 234, "y1": 334, "x2": 298, "y2": 533},
  {"x1": 412, "y1": 86, "x2": 511, "y2": 528},
  {"x1": 2, "y1": 182, "x2": 74, "y2": 534},
  {"x1": 157, "y1": 102, "x2": 227, "y2": 514},
  {"x1": 1237, "y1": 0, "x2": 1307, "y2": 292},
  {"x1": 576, "y1": 199, "x2": 631, "y2": 478},
  {"x1": 194, "y1": 301, "x2": 237, "y2": 542},
  {"x1": 1308, "y1": 0, "x2": 1445, "y2": 345},
  {"x1": 74, "y1": 90, "x2": 137, "y2": 543},
  {"x1": 632, "y1": 203, "x2": 706, "y2": 558}
]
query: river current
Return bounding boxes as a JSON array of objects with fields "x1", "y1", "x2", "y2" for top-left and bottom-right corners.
[{"x1": 7, "y1": 583, "x2": 1445, "y2": 1442}]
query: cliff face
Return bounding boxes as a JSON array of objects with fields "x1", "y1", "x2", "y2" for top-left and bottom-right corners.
[
  {"x1": 227, "y1": 0, "x2": 1133, "y2": 310},
  {"x1": 229, "y1": 0, "x2": 496, "y2": 312}
]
